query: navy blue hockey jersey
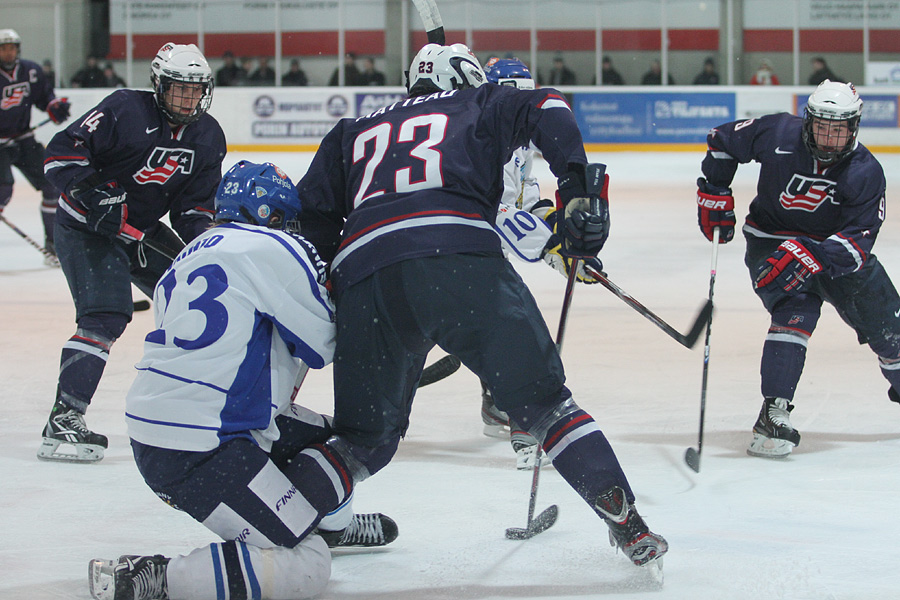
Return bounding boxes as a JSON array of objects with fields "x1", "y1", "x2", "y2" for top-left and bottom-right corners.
[
  {"x1": 44, "y1": 89, "x2": 226, "y2": 243},
  {"x1": 296, "y1": 85, "x2": 586, "y2": 293},
  {"x1": 702, "y1": 113, "x2": 886, "y2": 278},
  {"x1": 1, "y1": 58, "x2": 57, "y2": 138}
]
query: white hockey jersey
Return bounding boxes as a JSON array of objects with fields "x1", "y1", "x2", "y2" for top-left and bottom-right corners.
[
  {"x1": 125, "y1": 223, "x2": 336, "y2": 452},
  {"x1": 493, "y1": 145, "x2": 552, "y2": 262}
]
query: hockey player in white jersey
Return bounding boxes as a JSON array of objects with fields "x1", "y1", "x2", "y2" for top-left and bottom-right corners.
[
  {"x1": 89, "y1": 161, "x2": 396, "y2": 600},
  {"x1": 483, "y1": 57, "x2": 605, "y2": 469}
]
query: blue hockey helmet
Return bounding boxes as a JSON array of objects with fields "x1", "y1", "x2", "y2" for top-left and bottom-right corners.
[
  {"x1": 215, "y1": 160, "x2": 299, "y2": 230},
  {"x1": 483, "y1": 57, "x2": 535, "y2": 90}
]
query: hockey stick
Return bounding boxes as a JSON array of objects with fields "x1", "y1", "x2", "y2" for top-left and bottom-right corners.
[
  {"x1": 419, "y1": 354, "x2": 461, "y2": 387},
  {"x1": 411, "y1": 0, "x2": 446, "y2": 44},
  {"x1": 120, "y1": 223, "x2": 178, "y2": 261},
  {"x1": 0, "y1": 214, "x2": 57, "y2": 262},
  {"x1": 0, "y1": 117, "x2": 53, "y2": 149},
  {"x1": 505, "y1": 164, "x2": 608, "y2": 541},
  {"x1": 684, "y1": 227, "x2": 720, "y2": 473},
  {"x1": 582, "y1": 264, "x2": 712, "y2": 349}
]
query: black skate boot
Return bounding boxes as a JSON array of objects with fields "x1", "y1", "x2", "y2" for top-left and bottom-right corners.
[
  {"x1": 317, "y1": 512, "x2": 398, "y2": 548},
  {"x1": 595, "y1": 487, "x2": 668, "y2": 569},
  {"x1": 747, "y1": 397, "x2": 800, "y2": 459},
  {"x1": 88, "y1": 554, "x2": 169, "y2": 600},
  {"x1": 37, "y1": 398, "x2": 108, "y2": 462},
  {"x1": 481, "y1": 381, "x2": 510, "y2": 438}
]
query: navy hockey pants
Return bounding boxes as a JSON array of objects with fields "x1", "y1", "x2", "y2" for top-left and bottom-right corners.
[{"x1": 746, "y1": 234, "x2": 900, "y2": 398}]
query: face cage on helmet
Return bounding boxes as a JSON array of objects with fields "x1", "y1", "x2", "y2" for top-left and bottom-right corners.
[
  {"x1": 156, "y1": 76, "x2": 214, "y2": 126},
  {"x1": 802, "y1": 110, "x2": 860, "y2": 164}
]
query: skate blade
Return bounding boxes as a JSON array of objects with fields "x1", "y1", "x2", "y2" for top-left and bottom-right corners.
[
  {"x1": 483, "y1": 423, "x2": 510, "y2": 438},
  {"x1": 746, "y1": 433, "x2": 794, "y2": 459},
  {"x1": 88, "y1": 558, "x2": 117, "y2": 600},
  {"x1": 643, "y1": 556, "x2": 664, "y2": 586},
  {"x1": 37, "y1": 438, "x2": 105, "y2": 463}
]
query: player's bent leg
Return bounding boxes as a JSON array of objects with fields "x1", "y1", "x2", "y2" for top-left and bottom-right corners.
[
  {"x1": 38, "y1": 312, "x2": 128, "y2": 462},
  {"x1": 506, "y1": 393, "x2": 667, "y2": 567},
  {"x1": 90, "y1": 537, "x2": 330, "y2": 600}
]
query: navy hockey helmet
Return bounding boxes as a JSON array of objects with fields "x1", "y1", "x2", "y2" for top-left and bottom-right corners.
[
  {"x1": 215, "y1": 161, "x2": 299, "y2": 230},
  {"x1": 0, "y1": 28, "x2": 21, "y2": 71},
  {"x1": 484, "y1": 57, "x2": 535, "y2": 90},
  {"x1": 150, "y1": 42, "x2": 214, "y2": 126},
  {"x1": 802, "y1": 80, "x2": 863, "y2": 165},
  {"x1": 407, "y1": 43, "x2": 485, "y2": 97}
]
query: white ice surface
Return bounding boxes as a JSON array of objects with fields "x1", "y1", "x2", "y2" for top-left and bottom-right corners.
[{"x1": 2, "y1": 152, "x2": 900, "y2": 599}]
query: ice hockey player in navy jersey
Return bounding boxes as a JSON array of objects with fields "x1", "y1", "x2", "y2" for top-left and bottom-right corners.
[
  {"x1": 696, "y1": 80, "x2": 900, "y2": 459},
  {"x1": 88, "y1": 161, "x2": 397, "y2": 600},
  {"x1": 0, "y1": 28, "x2": 70, "y2": 265},
  {"x1": 38, "y1": 43, "x2": 226, "y2": 463},
  {"x1": 292, "y1": 43, "x2": 668, "y2": 573}
]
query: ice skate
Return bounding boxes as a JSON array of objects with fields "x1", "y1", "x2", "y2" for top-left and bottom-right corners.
[
  {"x1": 37, "y1": 398, "x2": 108, "y2": 463},
  {"x1": 43, "y1": 238, "x2": 60, "y2": 268},
  {"x1": 481, "y1": 382, "x2": 510, "y2": 438},
  {"x1": 747, "y1": 397, "x2": 800, "y2": 459},
  {"x1": 595, "y1": 486, "x2": 667, "y2": 579},
  {"x1": 317, "y1": 512, "x2": 398, "y2": 548},
  {"x1": 510, "y1": 423, "x2": 546, "y2": 470},
  {"x1": 89, "y1": 554, "x2": 169, "y2": 600}
]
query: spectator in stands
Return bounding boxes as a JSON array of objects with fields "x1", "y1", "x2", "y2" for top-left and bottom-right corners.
[
  {"x1": 233, "y1": 57, "x2": 254, "y2": 86},
  {"x1": 359, "y1": 56, "x2": 386, "y2": 86},
  {"x1": 329, "y1": 52, "x2": 363, "y2": 86},
  {"x1": 282, "y1": 58, "x2": 308, "y2": 86},
  {"x1": 71, "y1": 55, "x2": 105, "y2": 88},
  {"x1": 750, "y1": 59, "x2": 780, "y2": 85},
  {"x1": 692, "y1": 57, "x2": 720, "y2": 85},
  {"x1": 102, "y1": 63, "x2": 126, "y2": 88},
  {"x1": 42, "y1": 59, "x2": 56, "y2": 86},
  {"x1": 599, "y1": 56, "x2": 624, "y2": 85},
  {"x1": 544, "y1": 55, "x2": 576, "y2": 86},
  {"x1": 216, "y1": 50, "x2": 242, "y2": 87},
  {"x1": 808, "y1": 57, "x2": 843, "y2": 85},
  {"x1": 640, "y1": 59, "x2": 675, "y2": 85},
  {"x1": 249, "y1": 56, "x2": 276, "y2": 86}
]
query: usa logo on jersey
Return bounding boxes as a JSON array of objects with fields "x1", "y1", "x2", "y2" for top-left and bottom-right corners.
[
  {"x1": 1, "y1": 83, "x2": 29, "y2": 110},
  {"x1": 778, "y1": 174, "x2": 835, "y2": 212},
  {"x1": 133, "y1": 148, "x2": 196, "y2": 184}
]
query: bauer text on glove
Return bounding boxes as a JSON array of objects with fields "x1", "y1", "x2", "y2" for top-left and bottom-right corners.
[{"x1": 696, "y1": 177, "x2": 735, "y2": 243}]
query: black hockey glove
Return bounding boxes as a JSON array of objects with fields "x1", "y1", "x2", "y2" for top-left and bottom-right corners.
[
  {"x1": 47, "y1": 97, "x2": 71, "y2": 124},
  {"x1": 697, "y1": 177, "x2": 735, "y2": 243},
  {"x1": 555, "y1": 163, "x2": 610, "y2": 259},
  {"x1": 539, "y1": 207, "x2": 605, "y2": 284},
  {"x1": 755, "y1": 238, "x2": 824, "y2": 295},
  {"x1": 70, "y1": 179, "x2": 128, "y2": 239}
]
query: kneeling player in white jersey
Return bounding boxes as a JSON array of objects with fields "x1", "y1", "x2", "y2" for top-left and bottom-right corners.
[{"x1": 88, "y1": 161, "x2": 397, "y2": 600}]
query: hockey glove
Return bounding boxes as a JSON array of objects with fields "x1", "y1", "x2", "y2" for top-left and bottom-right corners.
[
  {"x1": 555, "y1": 163, "x2": 610, "y2": 259},
  {"x1": 71, "y1": 179, "x2": 128, "y2": 239},
  {"x1": 755, "y1": 239, "x2": 824, "y2": 295},
  {"x1": 47, "y1": 97, "x2": 71, "y2": 124},
  {"x1": 540, "y1": 208, "x2": 605, "y2": 284},
  {"x1": 697, "y1": 177, "x2": 735, "y2": 243}
]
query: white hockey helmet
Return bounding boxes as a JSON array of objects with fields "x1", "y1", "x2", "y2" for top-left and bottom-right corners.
[
  {"x1": 150, "y1": 42, "x2": 214, "y2": 126},
  {"x1": 407, "y1": 43, "x2": 485, "y2": 97},
  {"x1": 802, "y1": 80, "x2": 863, "y2": 164},
  {"x1": 0, "y1": 28, "x2": 21, "y2": 71}
]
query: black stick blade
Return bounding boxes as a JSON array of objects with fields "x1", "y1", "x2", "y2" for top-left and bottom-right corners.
[
  {"x1": 684, "y1": 447, "x2": 701, "y2": 473},
  {"x1": 418, "y1": 354, "x2": 461, "y2": 387},
  {"x1": 133, "y1": 300, "x2": 151, "y2": 312},
  {"x1": 682, "y1": 300, "x2": 714, "y2": 349},
  {"x1": 504, "y1": 505, "x2": 559, "y2": 540}
]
